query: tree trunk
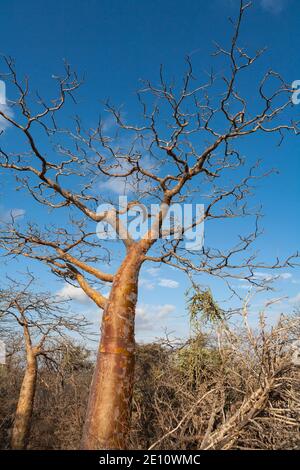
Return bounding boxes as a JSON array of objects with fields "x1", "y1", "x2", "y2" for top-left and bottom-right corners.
[
  {"x1": 11, "y1": 352, "x2": 37, "y2": 449},
  {"x1": 81, "y1": 246, "x2": 144, "y2": 449}
]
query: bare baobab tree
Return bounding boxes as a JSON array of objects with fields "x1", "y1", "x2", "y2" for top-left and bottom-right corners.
[
  {"x1": 0, "y1": 1, "x2": 299, "y2": 449},
  {"x1": 0, "y1": 277, "x2": 89, "y2": 449}
]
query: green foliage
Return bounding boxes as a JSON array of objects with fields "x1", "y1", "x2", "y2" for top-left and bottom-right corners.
[
  {"x1": 175, "y1": 333, "x2": 222, "y2": 385},
  {"x1": 187, "y1": 287, "x2": 224, "y2": 325},
  {"x1": 174, "y1": 287, "x2": 225, "y2": 385}
]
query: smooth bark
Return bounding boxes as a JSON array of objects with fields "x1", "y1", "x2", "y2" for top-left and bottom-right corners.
[
  {"x1": 10, "y1": 352, "x2": 37, "y2": 449},
  {"x1": 81, "y1": 246, "x2": 144, "y2": 449}
]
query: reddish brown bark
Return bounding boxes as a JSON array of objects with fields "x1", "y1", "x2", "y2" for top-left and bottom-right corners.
[
  {"x1": 10, "y1": 351, "x2": 37, "y2": 449},
  {"x1": 81, "y1": 245, "x2": 144, "y2": 449}
]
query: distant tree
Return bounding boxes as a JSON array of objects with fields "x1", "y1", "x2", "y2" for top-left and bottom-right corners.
[
  {"x1": 0, "y1": 1, "x2": 298, "y2": 449},
  {"x1": 0, "y1": 276, "x2": 89, "y2": 449}
]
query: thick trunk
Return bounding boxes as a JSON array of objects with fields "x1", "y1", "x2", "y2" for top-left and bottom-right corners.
[
  {"x1": 11, "y1": 353, "x2": 37, "y2": 449},
  {"x1": 81, "y1": 246, "x2": 144, "y2": 449}
]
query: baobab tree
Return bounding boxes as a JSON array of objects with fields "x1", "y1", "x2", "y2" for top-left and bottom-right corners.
[
  {"x1": 0, "y1": 277, "x2": 89, "y2": 449},
  {"x1": 0, "y1": 1, "x2": 298, "y2": 449}
]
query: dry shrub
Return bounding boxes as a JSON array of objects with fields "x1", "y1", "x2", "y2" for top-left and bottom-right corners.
[
  {"x1": 130, "y1": 310, "x2": 300, "y2": 450},
  {"x1": 0, "y1": 310, "x2": 299, "y2": 450}
]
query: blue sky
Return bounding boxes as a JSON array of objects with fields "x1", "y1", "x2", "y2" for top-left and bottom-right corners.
[{"x1": 0, "y1": 0, "x2": 300, "y2": 343}]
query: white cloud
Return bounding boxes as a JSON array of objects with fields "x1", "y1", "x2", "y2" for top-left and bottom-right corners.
[
  {"x1": 146, "y1": 267, "x2": 161, "y2": 277},
  {"x1": 101, "y1": 115, "x2": 116, "y2": 133},
  {"x1": 289, "y1": 292, "x2": 300, "y2": 304},
  {"x1": 10, "y1": 208, "x2": 25, "y2": 219},
  {"x1": 0, "y1": 81, "x2": 5, "y2": 105},
  {"x1": 101, "y1": 177, "x2": 133, "y2": 195},
  {"x1": 260, "y1": 0, "x2": 287, "y2": 14},
  {"x1": 100, "y1": 153, "x2": 155, "y2": 196},
  {"x1": 252, "y1": 271, "x2": 293, "y2": 283},
  {"x1": 0, "y1": 207, "x2": 26, "y2": 223},
  {"x1": 252, "y1": 271, "x2": 273, "y2": 280},
  {"x1": 158, "y1": 278, "x2": 179, "y2": 289},
  {"x1": 280, "y1": 272, "x2": 292, "y2": 280},
  {"x1": 0, "y1": 80, "x2": 13, "y2": 132},
  {"x1": 139, "y1": 277, "x2": 155, "y2": 290},
  {"x1": 139, "y1": 273, "x2": 180, "y2": 290},
  {"x1": 57, "y1": 283, "x2": 92, "y2": 305},
  {"x1": 156, "y1": 304, "x2": 176, "y2": 316},
  {"x1": 234, "y1": 283, "x2": 251, "y2": 290},
  {"x1": 100, "y1": 175, "x2": 154, "y2": 195},
  {"x1": 136, "y1": 303, "x2": 176, "y2": 330}
]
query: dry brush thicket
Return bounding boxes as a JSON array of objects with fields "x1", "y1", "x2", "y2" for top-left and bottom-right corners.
[{"x1": 1, "y1": 307, "x2": 299, "y2": 450}]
